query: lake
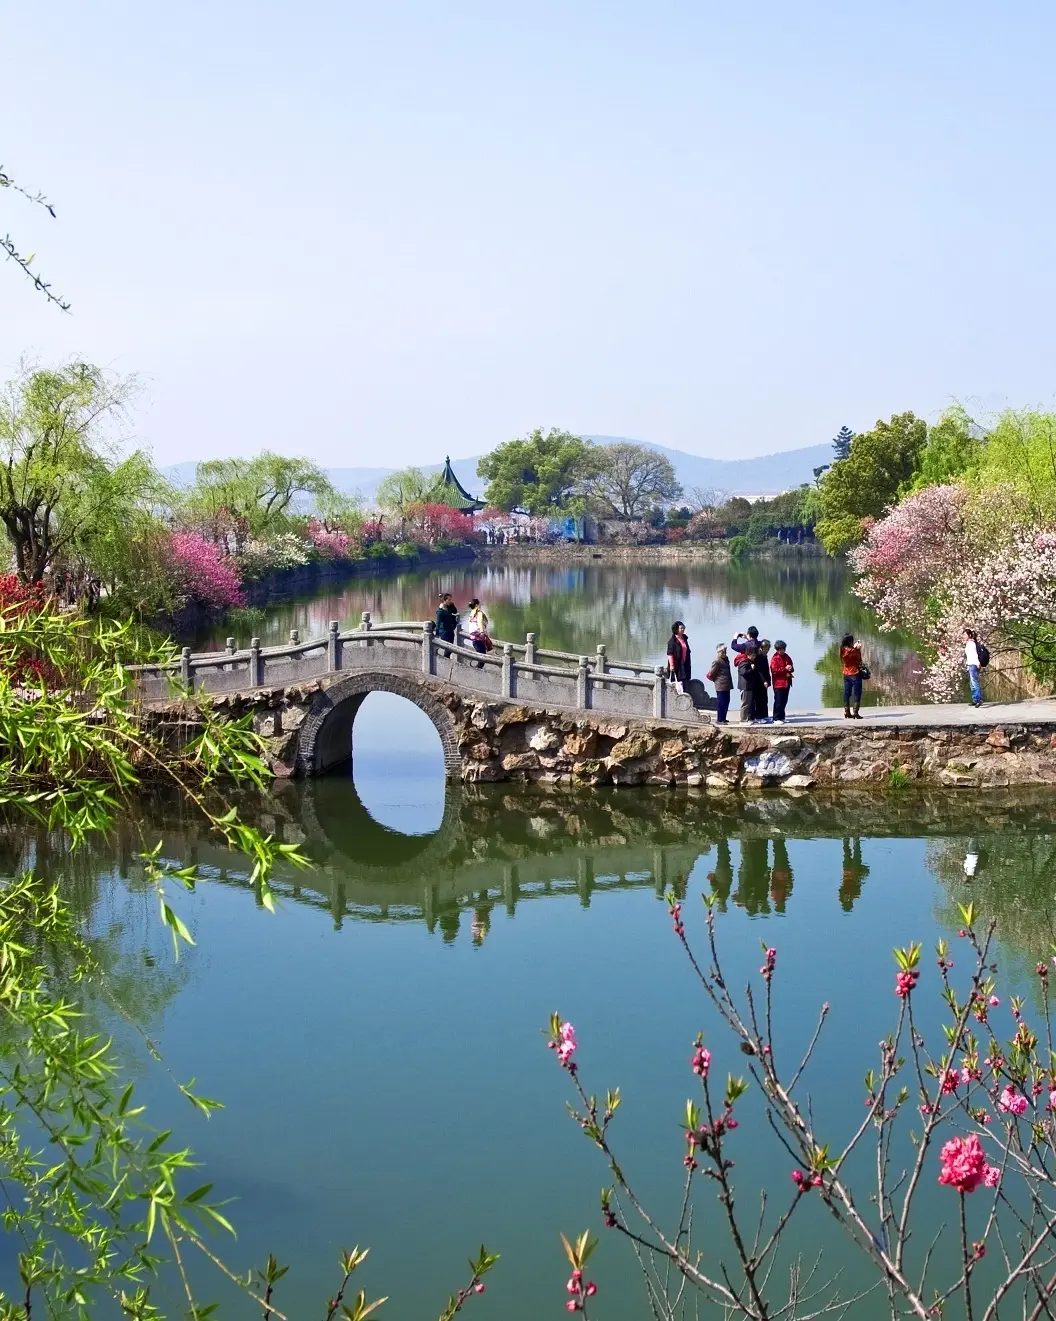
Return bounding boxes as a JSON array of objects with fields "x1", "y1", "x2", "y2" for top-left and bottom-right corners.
[{"x1": 26, "y1": 558, "x2": 1056, "y2": 1318}]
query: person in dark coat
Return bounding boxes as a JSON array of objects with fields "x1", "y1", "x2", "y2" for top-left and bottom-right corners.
[
  {"x1": 666, "y1": 621, "x2": 692, "y2": 685},
  {"x1": 435, "y1": 593, "x2": 458, "y2": 651},
  {"x1": 706, "y1": 643, "x2": 733, "y2": 724},
  {"x1": 735, "y1": 643, "x2": 763, "y2": 723},
  {"x1": 756, "y1": 639, "x2": 773, "y2": 722}
]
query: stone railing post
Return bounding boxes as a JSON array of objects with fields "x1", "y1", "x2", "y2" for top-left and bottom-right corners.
[
  {"x1": 327, "y1": 620, "x2": 341, "y2": 672},
  {"x1": 525, "y1": 632, "x2": 536, "y2": 665},
  {"x1": 577, "y1": 655, "x2": 590, "y2": 709},
  {"x1": 361, "y1": 611, "x2": 372, "y2": 648},
  {"x1": 250, "y1": 638, "x2": 263, "y2": 688},
  {"x1": 422, "y1": 620, "x2": 435, "y2": 675},
  {"x1": 289, "y1": 628, "x2": 300, "y2": 646},
  {"x1": 653, "y1": 665, "x2": 667, "y2": 719},
  {"x1": 595, "y1": 644, "x2": 607, "y2": 684},
  {"x1": 502, "y1": 643, "x2": 513, "y2": 698},
  {"x1": 224, "y1": 636, "x2": 236, "y2": 674},
  {"x1": 180, "y1": 646, "x2": 192, "y2": 691}
]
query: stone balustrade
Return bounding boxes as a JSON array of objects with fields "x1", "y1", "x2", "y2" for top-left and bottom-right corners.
[{"x1": 131, "y1": 612, "x2": 706, "y2": 724}]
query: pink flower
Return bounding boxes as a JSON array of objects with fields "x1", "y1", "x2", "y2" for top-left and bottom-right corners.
[
  {"x1": 938, "y1": 1134, "x2": 989, "y2": 1193},
  {"x1": 692, "y1": 1046, "x2": 711, "y2": 1077},
  {"x1": 983, "y1": 1165, "x2": 1001, "y2": 1189},
  {"x1": 998, "y1": 1087, "x2": 1028, "y2": 1116},
  {"x1": 940, "y1": 1070, "x2": 959, "y2": 1095},
  {"x1": 960, "y1": 1068, "x2": 973, "y2": 1086},
  {"x1": 585, "y1": 1283, "x2": 597, "y2": 1297},
  {"x1": 170, "y1": 531, "x2": 244, "y2": 609},
  {"x1": 989, "y1": 995, "x2": 1000, "y2": 1008},
  {"x1": 566, "y1": 1302, "x2": 577, "y2": 1314},
  {"x1": 1049, "y1": 1089, "x2": 1056, "y2": 1110},
  {"x1": 556, "y1": 1021, "x2": 577, "y2": 1067},
  {"x1": 895, "y1": 970, "x2": 919, "y2": 997}
]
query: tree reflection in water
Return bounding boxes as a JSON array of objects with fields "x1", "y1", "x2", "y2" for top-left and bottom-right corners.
[{"x1": 7, "y1": 781, "x2": 1056, "y2": 978}]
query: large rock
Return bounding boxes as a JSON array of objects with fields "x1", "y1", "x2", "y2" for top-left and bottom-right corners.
[
  {"x1": 744, "y1": 750, "x2": 794, "y2": 780},
  {"x1": 526, "y1": 722, "x2": 562, "y2": 752},
  {"x1": 609, "y1": 732, "x2": 660, "y2": 763}
]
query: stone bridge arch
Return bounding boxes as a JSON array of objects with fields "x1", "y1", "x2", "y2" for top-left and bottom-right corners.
[{"x1": 295, "y1": 671, "x2": 463, "y2": 777}]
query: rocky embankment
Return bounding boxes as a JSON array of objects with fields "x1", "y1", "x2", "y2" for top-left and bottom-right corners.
[{"x1": 445, "y1": 701, "x2": 1056, "y2": 790}]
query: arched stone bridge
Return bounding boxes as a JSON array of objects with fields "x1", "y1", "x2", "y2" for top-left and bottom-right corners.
[
  {"x1": 135, "y1": 616, "x2": 1056, "y2": 789},
  {"x1": 134, "y1": 614, "x2": 711, "y2": 779}
]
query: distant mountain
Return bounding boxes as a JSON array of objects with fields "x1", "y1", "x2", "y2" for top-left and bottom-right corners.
[{"x1": 162, "y1": 440, "x2": 832, "y2": 504}]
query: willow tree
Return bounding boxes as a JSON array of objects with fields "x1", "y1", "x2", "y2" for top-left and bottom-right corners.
[
  {"x1": 181, "y1": 452, "x2": 337, "y2": 550},
  {"x1": 0, "y1": 361, "x2": 163, "y2": 583}
]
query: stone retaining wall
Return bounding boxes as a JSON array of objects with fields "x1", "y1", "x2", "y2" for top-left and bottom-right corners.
[
  {"x1": 441, "y1": 699, "x2": 1056, "y2": 790},
  {"x1": 477, "y1": 542, "x2": 821, "y2": 565},
  {"x1": 196, "y1": 679, "x2": 1056, "y2": 790}
]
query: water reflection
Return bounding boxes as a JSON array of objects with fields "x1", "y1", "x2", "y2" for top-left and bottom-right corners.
[{"x1": 21, "y1": 783, "x2": 1056, "y2": 957}]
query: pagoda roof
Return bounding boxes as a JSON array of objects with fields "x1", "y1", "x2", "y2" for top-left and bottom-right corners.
[{"x1": 439, "y1": 456, "x2": 485, "y2": 512}]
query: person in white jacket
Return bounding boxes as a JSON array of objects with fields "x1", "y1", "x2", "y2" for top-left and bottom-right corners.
[{"x1": 962, "y1": 628, "x2": 983, "y2": 707}]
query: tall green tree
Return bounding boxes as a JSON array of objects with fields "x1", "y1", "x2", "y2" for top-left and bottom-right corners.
[
  {"x1": 0, "y1": 361, "x2": 156, "y2": 582},
  {"x1": 375, "y1": 466, "x2": 443, "y2": 513},
  {"x1": 832, "y1": 425, "x2": 854, "y2": 461},
  {"x1": 582, "y1": 442, "x2": 681, "y2": 519},
  {"x1": 909, "y1": 404, "x2": 982, "y2": 491},
  {"x1": 816, "y1": 411, "x2": 927, "y2": 554},
  {"x1": 183, "y1": 452, "x2": 336, "y2": 550},
  {"x1": 476, "y1": 429, "x2": 598, "y2": 514},
  {"x1": 974, "y1": 408, "x2": 1056, "y2": 518}
]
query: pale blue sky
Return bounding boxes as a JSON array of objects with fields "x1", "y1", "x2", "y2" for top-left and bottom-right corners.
[{"x1": 3, "y1": 1, "x2": 1054, "y2": 466}]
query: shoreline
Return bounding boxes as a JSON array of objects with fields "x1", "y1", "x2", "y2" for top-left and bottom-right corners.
[{"x1": 475, "y1": 540, "x2": 823, "y2": 564}]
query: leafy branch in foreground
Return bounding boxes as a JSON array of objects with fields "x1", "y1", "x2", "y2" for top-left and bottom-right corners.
[
  {"x1": 0, "y1": 595, "x2": 497, "y2": 1317},
  {"x1": 0, "y1": 165, "x2": 69, "y2": 311},
  {"x1": 0, "y1": 600, "x2": 300, "y2": 904}
]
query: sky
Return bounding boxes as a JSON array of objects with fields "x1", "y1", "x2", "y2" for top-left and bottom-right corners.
[{"x1": 3, "y1": 0, "x2": 1056, "y2": 468}]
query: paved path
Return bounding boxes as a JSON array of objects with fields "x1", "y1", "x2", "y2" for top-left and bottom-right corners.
[{"x1": 750, "y1": 698, "x2": 1056, "y2": 729}]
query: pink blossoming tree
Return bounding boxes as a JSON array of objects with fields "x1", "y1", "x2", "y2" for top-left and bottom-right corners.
[
  {"x1": 850, "y1": 482, "x2": 1056, "y2": 696},
  {"x1": 169, "y1": 530, "x2": 244, "y2": 610},
  {"x1": 546, "y1": 894, "x2": 1056, "y2": 1320}
]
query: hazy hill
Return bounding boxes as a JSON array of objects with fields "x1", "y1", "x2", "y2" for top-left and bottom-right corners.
[{"x1": 163, "y1": 439, "x2": 833, "y2": 503}]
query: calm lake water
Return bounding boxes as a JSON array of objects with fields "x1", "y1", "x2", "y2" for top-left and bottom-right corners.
[{"x1": 26, "y1": 560, "x2": 1056, "y2": 1318}]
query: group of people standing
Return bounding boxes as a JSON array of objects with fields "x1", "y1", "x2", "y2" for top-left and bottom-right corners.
[
  {"x1": 666, "y1": 622, "x2": 797, "y2": 724},
  {"x1": 667, "y1": 623, "x2": 872, "y2": 723},
  {"x1": 435, "y1": 593, "x2": 491, "y2": 663}
]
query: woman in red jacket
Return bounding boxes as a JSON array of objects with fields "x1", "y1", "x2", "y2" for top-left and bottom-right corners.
[
  {"x1": 769, "y1": 640, "x2": 794, "y2": 723},
  {"x1": 840, "y1": 633, "x2": 864, "y2": 719}
]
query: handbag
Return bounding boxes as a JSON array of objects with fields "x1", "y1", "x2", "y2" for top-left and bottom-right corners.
[
  {"x1": 469, "y1": 629, "x2": 494, "y2": 653},
  {"x1": 858, "y1": 665, "x2": 871, "y2": 681}
]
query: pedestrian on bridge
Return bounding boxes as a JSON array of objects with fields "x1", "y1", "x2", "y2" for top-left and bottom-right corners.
[
  {"x1": 962, "y1": 628, "x2": 987, "y2": 707},
  {"x1": 706, "y1": 644, "x2": 732, "y2": 724},
  {"x1": 840, "y1": 633, "x2": 864, "y2": 719},
  {"x1": 756, "y1": 639, "x2": 773, "y2": 722},
  {"x1": 735, "y1": 643, "x2": 765, "y2": 723},
  {"x1": 467, "y1": 598, "x2": 491, "y2": 668},
  {"x1": 769, "y1": 640, "x2": 794, "y2": 723},
  {"x1": 435, "y1": 593, "x2": 458, "y2": 655},
  {"x1": 666, "y1": 621, "x2": 692, "y2": 688}
]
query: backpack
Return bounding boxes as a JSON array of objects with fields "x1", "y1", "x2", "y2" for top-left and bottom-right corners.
[{"x1": 977, "y1": 641, "x2": 990, "y2": 668}]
